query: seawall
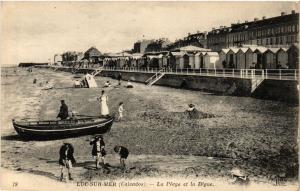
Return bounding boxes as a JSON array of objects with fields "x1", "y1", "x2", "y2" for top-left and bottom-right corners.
[{"x1": 39, "y1": 66, "x2": 299, "y2": 104}]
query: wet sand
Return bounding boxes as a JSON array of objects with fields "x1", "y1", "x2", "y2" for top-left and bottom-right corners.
[{"x1": 1, "y1": 67, "x2": 298, "y2": 189}]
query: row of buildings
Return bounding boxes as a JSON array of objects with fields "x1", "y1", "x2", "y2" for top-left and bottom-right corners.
[
  {"x1": 55, "y1": 10, "x2": 299, "y2": 70},
  {"x1": 132, "y1": 10, "x2": 298, "y2": 53},
  {"x1": 103, "y1": 45, "x2": 298, "y2": 70}
]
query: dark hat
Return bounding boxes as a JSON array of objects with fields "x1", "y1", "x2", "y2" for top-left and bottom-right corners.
[{"x1": 188, "y1": 104, "x2": 195, "y2": 107}]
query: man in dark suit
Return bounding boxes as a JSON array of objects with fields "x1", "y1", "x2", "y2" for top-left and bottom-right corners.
[{"x1": 59, "y1": 143, "x2": 76, "y2": 181}]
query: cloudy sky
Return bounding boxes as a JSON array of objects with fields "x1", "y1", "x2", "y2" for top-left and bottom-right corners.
[{"x1": 0, "y1": 2, "x2": 298, "y2": 65}]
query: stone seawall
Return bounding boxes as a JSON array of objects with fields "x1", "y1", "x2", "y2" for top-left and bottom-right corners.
[
  {"x1": 101, "y1": 70, "x2": 252, "y2": 96},
  {"x1": 39, "y1": 66, "x2": 299, "y2": 103}
]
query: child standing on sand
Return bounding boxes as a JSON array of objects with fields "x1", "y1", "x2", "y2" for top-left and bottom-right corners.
[
  {"x1": 90, "y1": 135, "x2": 106, "y2": 169},
  {"x1": 114, "y1": 145, "x2": 129, "y2": 169},
  {"x1": 118, "y1": 102, "x2": 125, "y2": 121}
]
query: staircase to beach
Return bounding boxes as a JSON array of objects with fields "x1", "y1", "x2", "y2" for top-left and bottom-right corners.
[
  {"x1": 91, "y1": 67, "x2": 103, "y2": 76},
  {"x1": 145, "y1": 69, "x2": 165, "y2": 86},
  {"x1": 251, "y1": 78, "x2": 264, "y2": 93}
]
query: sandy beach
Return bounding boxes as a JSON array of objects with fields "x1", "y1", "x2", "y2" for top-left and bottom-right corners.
[{"x1": 1, "y1": 67, "x2": 298, "y2": 190}]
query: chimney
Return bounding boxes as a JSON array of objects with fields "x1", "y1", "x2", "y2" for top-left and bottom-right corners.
[
  {"x1": 188, "y1": 33, "x2": 191, "y2": 36},
  {"x1": 262, "y1": 16, "x2": 266, "y2": 20},
  {"x1": 254, "y1": 18, "x2": 259, "y2": 21},
  {"x1": 197, "y1": 30, "x2": 200, "y2": 33},
  {"x1": 281, "y1": 12, "x2": 286, "y2": 16},
  {"x1": 292, "y1": 10, "x2": 296, "y2": 14},
  {"x1": 245, "y1": 20, "x2": 248, "y2": 23},
  {"x1": 212, "y1": 27, "x2": 215, "y2": 30}
]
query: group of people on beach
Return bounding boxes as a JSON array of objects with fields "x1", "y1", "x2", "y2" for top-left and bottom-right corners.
[
  {"x1": 58, "y1": 136, "x2": 129, "y2": 182},
  {"x1": 56, "y1": 76, "x2": 131, "y2": 181},
  {"x1": 56, "y1": 90, "x2": 125, "y2": 121}
]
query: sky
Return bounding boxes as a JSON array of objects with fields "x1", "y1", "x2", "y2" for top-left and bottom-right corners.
[{"x1": 0, "y1": 1, "x2": 298, "y2": 66}]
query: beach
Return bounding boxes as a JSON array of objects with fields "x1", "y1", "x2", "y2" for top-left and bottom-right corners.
[{"x1": 1, "y1": 67, "x2": 298, "y2": 189}]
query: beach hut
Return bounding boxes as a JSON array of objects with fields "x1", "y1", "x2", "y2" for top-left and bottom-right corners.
[
  {"x1": 162, "y1": 54, "x2": 169, "y2": 67},
  {"x1": 226, "y1": 48, "x2": 239, "y2": 68},
  {"x1": 218, "y1": 49, "x2": 230, "y2": 68},
  {"x1": 188, "y1": 53, "x2": 195, "y2": 68},
  {"x1": 199, "y1": 52, "x2": 207, "y2": 68},
  {"x1": 264, "y1": 48, "x2": 279, "y2": 69},
  {"x1": 277, "y1": 48, "x2": 289, "y2": 68},
  {"x1": 254, "y1": 47, "x2": 268, "y2": 69},
  {"x1": 204, "y1": 52, "x2": 220, "y2": 69},
  {"x1": 288, "y1": 45, "x2": 299, "y2": 69},
  {"x1": 194, "y1": 52, "x2": 201, "y2": 69},
  {"x1": 170, "y1": 52, "x2": 187, "y2": 69},
  {"x1": 236, "y1": 48, "x2": 248, "y2": 69},
  {"x1": 245, "y1": 47, "x2": 258, "y2": 69},
  {"x1": 158, "y1": 54, "x2": 163, "y2": 68}
]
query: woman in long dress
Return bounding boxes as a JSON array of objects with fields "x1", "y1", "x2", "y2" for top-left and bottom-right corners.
[{"x1": 98, "y1": 90, "x2": 109, "y2": 116}]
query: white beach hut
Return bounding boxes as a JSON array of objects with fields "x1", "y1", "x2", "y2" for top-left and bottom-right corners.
[{"x1": 204, "y1": 52, "x2": 220, "y2": 69}]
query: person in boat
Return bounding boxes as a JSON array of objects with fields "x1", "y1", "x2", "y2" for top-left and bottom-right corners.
[
  {"x1": 59, "y1": 143, "x2": 76, "y2": 181},
  {"x1": 117, "y1": 73, "x2": 122, "y2": 85},
  {"x1": 118, "y1": 102, "x2": 125, "y2": 121},
  {"x1": 90, "y1": 135, "x2": 106, "y2": 169},
  {"x1": 97, "y1": 90, "x2": 109, "y2": 117},
  {"x1": 57, "y1": 100, "x2": 69, "y2": 120},
  {"x1": 126, "y1": 80, "x2": 133, "y2": 88},
  {"x1": 186, "y1": 104, "x2": 199, "y2": 119},
  {"x1": 114, "y1": 145, "x2": 129, "y2": 169}
]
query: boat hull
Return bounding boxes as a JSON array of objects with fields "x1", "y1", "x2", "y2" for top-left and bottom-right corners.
[{"x1": 12, "y1": 117, "x2": 114, "y2": 140}]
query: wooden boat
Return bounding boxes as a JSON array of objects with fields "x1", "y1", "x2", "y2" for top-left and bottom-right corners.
[{"x1": 12, "y1": 116, "x2": 114, "y2": 140}]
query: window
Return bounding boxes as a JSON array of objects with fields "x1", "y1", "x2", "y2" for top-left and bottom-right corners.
[
  {"x1": 270, "y1": 38, "x2": 273, "y2": 45},
  {"x1": 266, "y1": 38, "x2": 269, "y2": 45},
  {"x1": 292, "y1": 25, "x2": 296, "y2": 32},
  {"x1": 280, "y1": 37, "x2": 283, "y2": 44}
]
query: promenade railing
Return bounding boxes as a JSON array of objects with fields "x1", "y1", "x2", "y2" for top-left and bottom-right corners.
[
  {"x1": 102, "y1": 67, "x2": 299, "y2": 81},
  {"x1": 49, "y1": 65, "x2": 299, "y2": 81}
]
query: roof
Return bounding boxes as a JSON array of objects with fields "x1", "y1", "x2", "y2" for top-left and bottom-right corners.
[
  {"x1": 204, "y1": 52, "x2": 219, "y2": 57},
  {"x1": 131, "y1": 53, "x2": 143, "y2": 59},
  {"x1": 255, "y1": 47, "x2": 268, "y2": 53},
  {"x1": 237, "y1": 48, "x2": 248, "y2": 53},
  {"x1": 220, "y1": 49, "x2": 230, "y2": 54},
  {"x1": 228, "y1": 48, "x2": 239, "y2": 54},
  {"x1": 174, "y1": 45, "x2": 211, "y2": 52},
  {"x1": 84, "y1": 47, "x2": 102, "y2": 57},
  {"x1": 171, "y1": 52, "x2": 186, "y2": 57},
  {"x1": 278, "y1": 47, "x2": 288, "y2": 52},
  {"x1": 265, "y1": 48, "x2": 280, "y2": 54}
]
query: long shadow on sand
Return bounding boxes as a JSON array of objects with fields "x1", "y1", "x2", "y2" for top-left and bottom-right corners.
[{"x1": 1, "y1": 134, "x2": 29, "y2": 142}]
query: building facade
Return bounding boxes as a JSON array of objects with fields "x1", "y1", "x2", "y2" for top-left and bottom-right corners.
[
  {"x1": 167, "y1": 32, "x2": 207, "y2": 50},
  {"x1": 207, "y1": 10, "x2": 299, "y2": 51},
  {"x1": 133, "y1": 39, "x2": 155, "y2": 53}
]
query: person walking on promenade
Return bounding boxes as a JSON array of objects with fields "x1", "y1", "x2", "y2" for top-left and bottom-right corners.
[
  {"x1": 59, "y1": 143, "x2": 76, "y2": 181},
  {"x1": 90, "y1": 135, "x2": 106, "y2": 169},
  {"x1": 118, "y1": 102, "x2": 125, "y2": 121},
  {"x1": 114, "y1": 145, "x2": 129, "y2": 169},
  {"x1": 57, "y1": 100, "x2": 69, "y2": 120},
  {"x1": 97, "y1": 90, "x2": 109, "y2": 117},
  {"x1": 117, "y1": 73, "x2": 122, "y2": 85}
]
